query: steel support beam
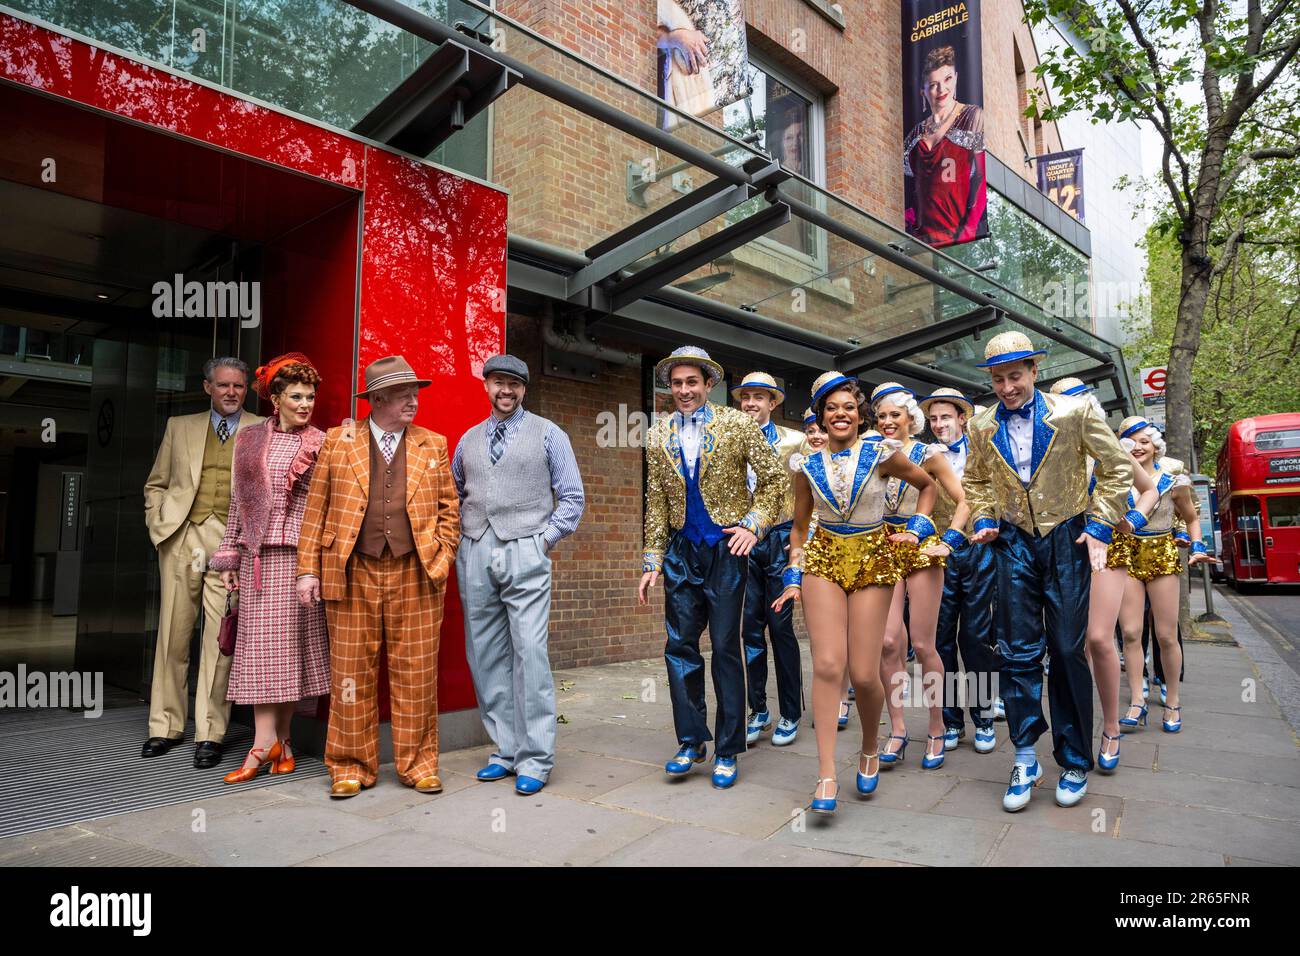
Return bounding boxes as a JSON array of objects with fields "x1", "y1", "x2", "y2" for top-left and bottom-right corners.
[
  {"x1": 838, "y1": 306, "x2": 1002, "y2": 373},
  {"x1": 605, "y1": 202, "x2": 791, "y2": 312}
]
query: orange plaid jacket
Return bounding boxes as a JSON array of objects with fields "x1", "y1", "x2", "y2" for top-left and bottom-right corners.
[{"x1": 297, "y1": 418, "x2": 461, "y2": 601}]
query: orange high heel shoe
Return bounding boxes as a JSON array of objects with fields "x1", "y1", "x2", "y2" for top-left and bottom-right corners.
[
  {"x1": 222, "y1": 741, "x2": 283, "y2": 784},
  {"x1": 271, "y1": 739, "x2": 295, "y2": 775}
]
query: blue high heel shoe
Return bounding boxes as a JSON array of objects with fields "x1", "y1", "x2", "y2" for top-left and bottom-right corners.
[
  {"x1": 856, "y1": 751, "x2": 879, "y2": 795},
  {"x1": 1097, "y1": 731, "x2": 1121, "y2": 773},
  {"x1": 878, "y1": 734, "x2": 908, "y2": 768},
  {"x1": 1162, "y1": 704, "x2": 1182, "y2": 733},
  {"x1": 1118, "y1": 703, "x2": 1148, "y2": 730},
  {"x1": 921, "y1": 734, "x2": 945, "y2": 770},
  {"x1": 811, "y1": 777, "x2": 838, "y2": 813}
]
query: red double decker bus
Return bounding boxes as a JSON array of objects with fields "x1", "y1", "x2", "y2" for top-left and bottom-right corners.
[{"x1": 1216, "y1": 413, "x2": 1300, "y2": 586}]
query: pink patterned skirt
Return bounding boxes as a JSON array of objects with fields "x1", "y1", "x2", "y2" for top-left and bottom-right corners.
[{"x1": 227, "y1": 545, "x2": 330, "y2": 704}]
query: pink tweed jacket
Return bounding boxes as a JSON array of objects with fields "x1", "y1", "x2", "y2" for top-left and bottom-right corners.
[{"x1": 209, "y1": 418, "x2": 325, "y2": 585}]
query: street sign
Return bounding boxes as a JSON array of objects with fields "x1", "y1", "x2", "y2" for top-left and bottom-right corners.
[
  {"x1": 1140, "y1": 366, "x2": 1167, "y2": 398},
  {"x1": 1143, "y1": 397, "x2": 1166, "y2": 430}
]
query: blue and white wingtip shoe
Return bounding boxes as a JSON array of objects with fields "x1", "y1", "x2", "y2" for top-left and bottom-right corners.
[
  {"x1": 943, "y1": 726, "x2": 964, "y2": 751},
  {"x1": 745, "y1": 710, "x2": 772, "y2": 746},
  {"x1": 664, "y1": 742, "x2": 707, "y2": 776},
  {"x1": 476, "y1": 763, "x2": 511, "y2": 781},
  {"x1": 973, "y1": 726, "x2": 996, "y2": 753},
  {"x1": 1002, "y1": 760, "x2": 1042, "y2": 812},
  {"x1": 992, "y1": 697, "x2": 1006, "y2": 721},
  {"x1": 1055, "y1": 769, "x2": 1088, "y2": 807},
  {"x1": 711, "y1": 756, "x2": 739, "y2": 789},
  {"x1": 772, "y1": 717, "x2": 798, "y2": 746},
  {"x1": 515, "y1": 774, "x2": 545, "y2": 795}
]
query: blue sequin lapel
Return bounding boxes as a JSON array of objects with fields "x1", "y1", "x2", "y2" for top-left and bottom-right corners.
[
  {"x1": 1028, "y1": 390, "x2": 1058, "y2": 484},
  {"x1": 1155, "y1": 463, "x2": 1174, "y2": 498},
  {"x1": 662, "y1": 415, "x2": 685, "y2": 482},
  {"x1": 802, "y1": 449, "x2": 841, "y2": 517},
  {"x1": 845, "y1": 440, "x2": 884, "y2": 516},
  {"x1": 990, "y1": 417, "x2": 1017, "y2": 480},
  {"x1": 696, "y1": 403, "x2": 718, "y2": 480}
]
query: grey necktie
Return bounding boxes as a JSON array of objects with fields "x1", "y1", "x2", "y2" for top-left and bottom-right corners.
[{"x1": 489, "y1": 420, "x2": 508, "y2": 465}]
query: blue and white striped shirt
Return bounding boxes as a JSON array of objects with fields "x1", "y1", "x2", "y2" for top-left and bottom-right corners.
[{"x1": 451, "y1": 406, "x2": 585, "y2": 549}]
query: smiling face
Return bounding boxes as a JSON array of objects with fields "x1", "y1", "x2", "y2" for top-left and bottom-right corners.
[
  {"x1": 274, "y1": 381, "x2": 316, "y2": 429},
  {"x1": 927, "y1": 401, "x2": 966, "y2": 445},
  {"x1": 737, "y1": 387, "x2": 777, "y2": 425},
  {"x1": 1129, "y1": 430, "x2": 1156, "y2": 465},
  {"x1": 804, "y1": 420, "x2": 828, "y2": 450},
  {"x1": 486, "y1": 372, "x2": 525, "y2": 418},
  {"x1": 669, "y1": 364, "x2": 712, "y2": 415},
  {"x1": 924, "y1": 64, "x2": 957, "y2": 116},
  {"x1": 370, "y1": 383, "x2": 419, "y2": 431},
  {"x1": 875, "y1": 398, "x2": 911, "y2": 440},
  {"x1": 821, "y1": 387, "x2": 862, "y2": 449},
  {"x1": 989, "y1": 360, "x2": 1038, "y2": 410}
]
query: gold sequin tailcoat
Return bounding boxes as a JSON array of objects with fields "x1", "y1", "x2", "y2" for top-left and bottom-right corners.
[
  {"x1": 963, "y1": 391, "x2": 1132, "y2": 539},
  {"x1": 642, "y1": 402, "x2": 786, "y2": 572}
]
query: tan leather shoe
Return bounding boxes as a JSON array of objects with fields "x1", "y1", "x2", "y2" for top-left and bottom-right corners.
[
  {"x1": 330, "y1": 779, "x2": 362, "y2": 799},
  {"x1": 414, "y1": 775, "x2": 443, "y2": 794}
]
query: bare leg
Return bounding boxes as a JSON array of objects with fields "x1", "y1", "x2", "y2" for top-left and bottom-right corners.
[
  {"x1": 1146, "y1": 574, "x2": 1183, "y2": 716},
  {"x1": 239, "y1": 703, "x2": 280, "y2": 770},
  {"x1": 1117, "y1": 576, "x2": 1148, "y2": 711},
  {"x1": 904, "y1": 566, "x2": 946, "y2": 741},
  {"x1": 803, "y1": 575, "x2": 849, "y2": 783},
  {"x1": 275, "y1": 702, "x2": 295, "y2": 758},
  {"x1": 879, "y1": 580, "x2": 908, "y2": 753},
  {"x1": 1087, "y1": 568, "x2": 1127, "y2": 755},
  {"x1": 848, "y1": 584, "x2": 894, "y2": 772}
]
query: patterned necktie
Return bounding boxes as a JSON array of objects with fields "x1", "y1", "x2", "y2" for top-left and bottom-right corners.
[
  {"x1": 216, "y1": 419, "x2": 230, "y2": 444},
  {"x1": 381, "y1": 431, "x2": 396, "y2": 464},
  {"x1": 489, "y1": 420, "x2": 507, "y2": 465}
]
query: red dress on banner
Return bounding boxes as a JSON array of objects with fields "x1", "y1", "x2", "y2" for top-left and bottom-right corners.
[{"x1": 904, "y1": 104, "x2": 987, "y2": 248}]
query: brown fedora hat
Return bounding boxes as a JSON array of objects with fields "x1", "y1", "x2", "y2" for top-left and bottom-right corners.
[{"x1": 355, "y1": 355, "x2": 432, "y2": 399}]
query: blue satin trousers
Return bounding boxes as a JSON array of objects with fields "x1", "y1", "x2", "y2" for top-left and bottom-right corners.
[
  {"x1": 663, "y1": 531, "x2": 748, "y2": 758},
  {"x1": 990, "y1": 516, "x2": 1094, "y2": 772},
  {"x1": 742, "y1": 523, "x2": 803, "y2": 721},
  {"x1": 935, "y1": 539, "x2": 997, "y2": 732}
]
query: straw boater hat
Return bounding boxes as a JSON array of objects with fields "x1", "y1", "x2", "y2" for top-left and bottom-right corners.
[
  {"x1": 869, "y1": 381, "x2": 915, "y2": 407},
  {"x1": 1050, "y1": 377, "x2": 1091, "y2": 397},
  {"x1": 730, "y1": 371, "x2": 785, "y2": 404},
  {"x1": 919, "y1": 386, "x2": 975, "y2": 417},
  {"x1": 802, "y1": 407, "x2": 817, "y2": 426},
  {"x1": 810, "y1": 371, "x2": 857, "y2": 407},
  {"x1": 355, "y1": 355, "x2": 432, "y2": 398},
  {"x1": 654, "y1": 345, "x2": 725, "y2": 388},
  {"x1": 975, "y1": 331, "x2": 1048, "y2": 368},
  {"x1": 1117, "y1": 415, "x2": 1153, "y2": 441}
]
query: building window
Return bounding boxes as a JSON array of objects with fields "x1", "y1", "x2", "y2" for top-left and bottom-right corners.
[{"x1": 723, "y1": 55, "x2": 825, "y2": 259}]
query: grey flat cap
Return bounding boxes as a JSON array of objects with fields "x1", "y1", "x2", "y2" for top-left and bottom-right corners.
[{"x1": 483, "y1": 354, "x2": 529, "y2": 385}]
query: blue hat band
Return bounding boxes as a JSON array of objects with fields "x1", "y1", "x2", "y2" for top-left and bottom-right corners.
[
  {"x1": 922, "y1": 393, "x2": 973, "y2": 411},
  {"x1": 735, "y1": 379, "x2": 784, "y2": 396},
  {"x1": 1120, "y1": 420, "x2": 1151, "y2": 439},
  {"x1": 811, "y1": 374, "x2": 855, "y2": 407},
  {"x1": 1063, "y1": 384, "x2": 1090, "y2": 396},
  {"x1": 871, "y1": 385, "x2": 914, "y2": 405},
  {"x1": 975, "y1": 349, "x2": 1047, "y2": 368},
  {"x1": 803, "y1": 414, "x2": 817, "y2": 425}
]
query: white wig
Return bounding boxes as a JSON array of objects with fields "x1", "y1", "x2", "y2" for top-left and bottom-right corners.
[
  {"x1": 1121, "y1": 425, "x2": 1166, "y2": 459},
  {"x1": 872, "y1": 391, "x2": 925, "y2": 436}
]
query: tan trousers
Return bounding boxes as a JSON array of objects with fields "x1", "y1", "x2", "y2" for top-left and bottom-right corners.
[
  {"x1": 148, "y1": 515, "x2": 233, "y2": 741},
  {"x1": 324, "y1": 550, "x2": 442, "y2": 787}
]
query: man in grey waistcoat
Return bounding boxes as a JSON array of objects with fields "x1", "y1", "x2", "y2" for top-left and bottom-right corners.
[{"x1": 452, "y1": 354, "x2": 585, "y2": 795}]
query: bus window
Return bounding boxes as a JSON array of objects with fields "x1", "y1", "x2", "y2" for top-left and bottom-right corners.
[
  {"x1": 1266, "y1": 495, "x2": 1300, "y2": 528},
  {"x1": 1232, "y1": 497, "x2": 1265, "y2": 563},
  {"x1": 1255, "y1": 429, "x2": 1300, "y2": 451}
]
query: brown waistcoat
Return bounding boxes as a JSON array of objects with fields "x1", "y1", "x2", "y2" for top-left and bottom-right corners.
[{"x1": 356, "y1": 429, "x2": 415, "y2": 559}]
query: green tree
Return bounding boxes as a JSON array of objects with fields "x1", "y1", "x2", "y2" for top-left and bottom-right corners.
[
  {"x1": 1023, "y1": 1, "x2": 1300, "y2": 469},
  {"x1": 1126, "y1": 223, "x2": 1300, "y2": 475}
]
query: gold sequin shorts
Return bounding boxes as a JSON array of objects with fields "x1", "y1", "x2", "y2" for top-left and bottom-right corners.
[
  {"x1": 883, "y1": 519, "x2": 946, "y2": 575},
  {"x1": 803, "y1": 525, "x2": 901, "y2": 593},
  {"x1": 1129, "y1": 533, "x2": 1182, "y2": 582},
  {"x1": 1106, "y1": 532, "x2": 1139, "y2": 572}
]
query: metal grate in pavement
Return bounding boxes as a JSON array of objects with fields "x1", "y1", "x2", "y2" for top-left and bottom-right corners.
[{"x1": 0, "y1": 706, "x2": 328, "y2": 840}]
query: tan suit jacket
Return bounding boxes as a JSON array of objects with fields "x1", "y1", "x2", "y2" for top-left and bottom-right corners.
[
  {"x1": 144, "y1": 409, "x2": 264, "y2": 548},
  {"x1": 297, "y1": 418, "x2": 461, "y2": 602}
]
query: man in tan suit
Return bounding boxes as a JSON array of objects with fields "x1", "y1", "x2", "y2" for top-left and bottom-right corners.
[
  {"x1": 143, "y1": 357, "x2": 263, "y2": 767},
  {"x1": 296, "y1": 356, "x2": 460, "y2": 798}
]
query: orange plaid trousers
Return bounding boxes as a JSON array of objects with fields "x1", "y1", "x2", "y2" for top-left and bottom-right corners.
[{"x1": 324, "y1": 550, "x2": 443, "y2": 787}]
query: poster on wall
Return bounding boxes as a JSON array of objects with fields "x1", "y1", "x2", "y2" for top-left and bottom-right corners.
[
  {"x1": 901, "y1": 1, "x2": 989, "y2": 248},
  {"x1": 657, "y1": 0, "x2": 750, "y2": 129},
  {"x1": 1037, "y1": 148, "x2": 1086, "y2": 223}
]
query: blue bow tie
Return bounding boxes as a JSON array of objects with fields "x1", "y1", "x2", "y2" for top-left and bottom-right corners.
[
  {"x1": 830, "y1": 448, "x2": 853, "y2": 460},
  {"x1": 996, "y1": 404, "x2": 1032, "y2": 422},
  {"x1": 946, "y1": 436, "x2": 967, "y2": 453}
]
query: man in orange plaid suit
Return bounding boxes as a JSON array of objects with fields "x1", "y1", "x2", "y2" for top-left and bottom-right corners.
[{"x1": 297, "y1": 356, "x2": 461, "y2": 798}]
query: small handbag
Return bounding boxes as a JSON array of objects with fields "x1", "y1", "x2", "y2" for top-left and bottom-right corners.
[{"x1": 218, "y1": 590, "x2": 238, "y2": 656}]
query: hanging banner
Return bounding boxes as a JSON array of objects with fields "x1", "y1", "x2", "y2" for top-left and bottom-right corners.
[
  {"x1": 656, "y1": 0, "x2": 750, "y2": 129},
  {"x1": 901, "y1": 1, "x2": 989, "y2": 248},
  {"x1": 1037, "y1": 148, "x2": 1086, "y2": 223}
]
